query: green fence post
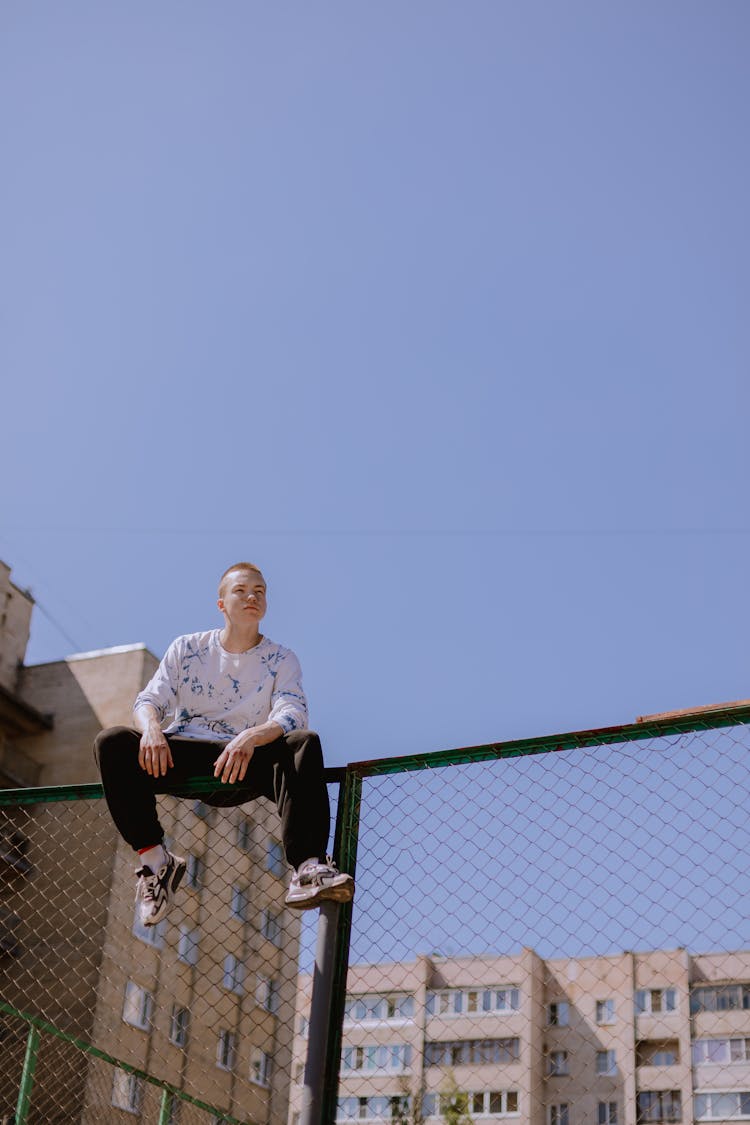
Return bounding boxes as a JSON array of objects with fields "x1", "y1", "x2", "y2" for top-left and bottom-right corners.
[
  {"x1": 158, "y1": 1087, "x2": 174, "y2": 1124},
  {"x1": 320, "y1": 768, "x2": 362, "y2": 1125},
  {"x1": 15, "y1": 1024, "x2": 41, "y2": 1124}
]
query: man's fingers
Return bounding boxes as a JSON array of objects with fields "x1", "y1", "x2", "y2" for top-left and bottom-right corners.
[
  {"x1": 139, "y1": 739, "x2": 170, "y2": 776},
  {"x1": 215, "y1": 747, "x2": 252, "y2": 784}
]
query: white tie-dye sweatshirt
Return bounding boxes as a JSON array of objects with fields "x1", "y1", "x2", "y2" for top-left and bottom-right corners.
[{"x1": 134, "y1": 630, "x2": 308, "y2": 742}]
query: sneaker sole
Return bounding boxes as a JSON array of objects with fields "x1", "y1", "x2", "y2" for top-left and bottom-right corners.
[{"x1": 285, "y1": 878, "x2": 355, "y2": 910}]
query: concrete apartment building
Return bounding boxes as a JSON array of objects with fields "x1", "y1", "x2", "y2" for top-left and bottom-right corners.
[
  {"x1": 291, "y1": 948, "x2": 750, "y2": 1125},
  {"x1": 0, "y1": 560, "x2": 301, "y2": 1124}
]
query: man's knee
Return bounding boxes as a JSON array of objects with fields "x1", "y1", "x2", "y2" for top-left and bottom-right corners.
[
  {"x1": 93, "y1": 725, "x2": 139, "y2": 769},
  {"x1": 283, "y1": 729, "x2": 323, "y2": 768},
  {"x1": 284, "y1": 728, "x2": 320, "y2": 747}
]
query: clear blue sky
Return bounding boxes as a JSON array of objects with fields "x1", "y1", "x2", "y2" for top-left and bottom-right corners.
[{"x1": 2, "y1": 2, "x2": 748, "y2": 768}]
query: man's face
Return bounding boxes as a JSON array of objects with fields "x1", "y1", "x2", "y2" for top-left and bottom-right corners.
[{"x1": 218, "y1": 569, "x2": 267, "y2": 625}]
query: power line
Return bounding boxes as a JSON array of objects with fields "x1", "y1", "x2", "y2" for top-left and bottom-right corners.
[{"x1": 32, "y1": 599, "x2": 85, "y2": 654}]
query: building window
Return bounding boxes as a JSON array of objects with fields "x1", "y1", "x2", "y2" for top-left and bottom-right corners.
[
  {"x1": 596, "y1": 1050, "x2": 617, "y2": 1076},
  {"x1": 636, "y1": 1091, "x2": 681, "y2": 1123},
  {"x1": 217, "y1": 1029, "x2": 236, "y2": 1071},
  {"x1": 695, "y1": 1092, "x2": 750, "y2": 1120},
  {"x1": 598, "y1": 1104, "x2": 617, "y2": 1125},
  {"x1": 169, "y1": 1005, "x2": 189, "y2": 1048},
  {"x1": 470, "y1": 1091, "x2": 519, "y2": 1116},
  {"x1": 425, "y1": 1092, "x2": 519, "y2": 1119},
  {"x1": 635, "y1": 989, "x2": 677, "y2": 1015},
  {"x1": 111, "y1": 1069, "x2": 142, "y2": 1114},
  {"x1": 341, "y1": 1044, "x2": 413, "y2": 1073},
  {"x1": 596, "y1": 1000, "x2": 615, "y2": 1024},
  {"x1": 345, "y1": 993, "x2": 416, "y2": 1022},
  {"x1": 548, "y1": 1002, "x2": 570, "y2": 1027},
  {"x1": 693, "y1": 1038, "x2": 750, "y2": 1065},
  {"x1": 177, "y1": 925, "x2": 200, "y2": 966},
  {"x1": 691, "y1": 985, "x2": 750, "y2": 1014},
  {"x1": 549, "y1": 1106, "x2": 569, "y2": 1125},
  {"x1": 260, "y1": 908, "x2": 282, "y2": 947},
  {"x1": 638, "y1": 1041, "x2": 679, "y2": 1066},
  {"x1": 425, "y1": 1039, "x2": 520, "y2": 1066},
  {"x1": 336, "y1": 1096, "x2": 410, "y2": 1121},
  {"x1": 231, "y1": 885, "x2": 249, "y2": 922},
  {"x1": 267, "y1": 839, "x2": 286, "y2": 877},
  {"x1": 122, "y1": 981, "x2": 153, "y2": 1030},
  {"x1": 256, "y1": 974, "x2": 279, "y2": 1014},
  {"x1": 223, "y1": 954, "x2": 245, "y2": 995},
  {"x1": 426, "y1": 987, "x2": 520, "y2": 1016},
  {"x1": 185, "y1": 853, "x2": 204, "y2": 889},
  {"x1": 548, "y1": 1050, "x2": 569, "y2": 1077},
  {"x1": 237, "y1": 817, "x2": 252, "y2": 851},
  {"x1": 250, "y1": 1048, "x2": 272, "y2": 1087},
  {"x1": 132, "y1": 906, "x2": 165, "y2": 948}
]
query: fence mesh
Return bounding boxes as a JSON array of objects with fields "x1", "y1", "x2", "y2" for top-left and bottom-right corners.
[
  {"x1": 0, "y1": 783, "x2": 339, "y2": 1125},
  {"x1": 315, "y1": 716, "x2": 750, "y2": 1125},
  {"x1": 3, "y1": 713, "x2": 750, "y2": 1125}
]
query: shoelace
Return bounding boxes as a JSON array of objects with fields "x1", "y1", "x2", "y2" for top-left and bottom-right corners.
[
  {"x1": 297, "y1": 861, "x2": 339, "y2": 884},
  {"x1": 135, "y1": 868, "x2": 159, "y2": 902}
]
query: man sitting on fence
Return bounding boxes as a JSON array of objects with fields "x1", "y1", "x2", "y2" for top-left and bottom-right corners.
[{"x1": 94, "y1": 561, "x2": 354, "y2": 926}]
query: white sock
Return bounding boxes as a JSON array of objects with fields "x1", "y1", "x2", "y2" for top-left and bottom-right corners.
[
  {"x1": 297, "y1": 856, "x2": 319, "y2": 873},
  {"x1": 138, "y1": 844, "x2": 167, "y2": 872}
]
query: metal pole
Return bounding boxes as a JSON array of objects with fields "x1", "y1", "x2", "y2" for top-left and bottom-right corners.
[
  {"x1": 158, "y1": 1087, "x2": 174, "y2": 1125},
  {"x1": 319, "y1": 770, "x2": 362, "y2": 1125},
  {"x1": 300, "y1": 768, "x2": 363, "y2": 1125},
  {"x1": 300, "y1": 900, "x2": 341, "y2": 1125},
  {"x1": 15, "y1": 1024, "x2": 40, "y2": 1124}
]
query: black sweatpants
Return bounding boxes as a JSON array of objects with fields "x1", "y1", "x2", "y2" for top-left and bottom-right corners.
[{"x1": 93, "y1": 726, "x2": 330, "y2": 871}]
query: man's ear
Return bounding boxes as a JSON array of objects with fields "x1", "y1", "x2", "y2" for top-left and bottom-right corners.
[{"x1": 217, "y1": 598, "x2": 225, "y2": 612}]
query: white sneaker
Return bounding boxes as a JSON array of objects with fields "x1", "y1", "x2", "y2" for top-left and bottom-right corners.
[
  {"x1": 285, "y1": 857, "x2": 355, "y2": 910},
  {"x1": 135, "y1": 850, "x2": 186, "y2": 926}
]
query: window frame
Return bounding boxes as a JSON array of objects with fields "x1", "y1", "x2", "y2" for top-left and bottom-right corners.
[
  {"x1": 635, "y1": 989, "x2": 678, "y2": 1016},
  {"x1": 177, "y1": 925, "x2": 200, "y2": 966},
  {"x1": 222, "y1": 953, "x2": 245, "y2": 995},
  {"x1": 548, "y1": 1050, "x2": 570, "y2": 1077},
  {"x1": 169, "y1": 1004, "x2": 189, "y2": 1048},
  {"x1": 260, "y1": 907, "x2": 283, "y2": 947},
  {"x1": 122, "y1": 980, "x2": 154, "y2": 1031},
  {"x1": 596, "y1": 1049, "x2": 617, "y2": 1076},
  {"x1": 250, "y1": 1048, "x2": 273, "y2": 1087},
  {"x1": 111, "y1": 1069, "x2": 142, "y2": 1114},
  {"x1": 217, "y1": 1029, "x2": 237, "y2": 1072},
  {"x1": 596, "y1": 999, "x2": 616, "y2": 1025},
  {"x1": 548, "y1": 1001, "x2": 570, "y2": 1027}
]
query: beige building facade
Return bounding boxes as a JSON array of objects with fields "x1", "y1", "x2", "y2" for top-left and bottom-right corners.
[
  {"x1": 0, "y1": 561, "x2": 301, "y2": 1124},
  {"x1": 291, "y1": 948, "x2": 750, "y2": 1125}
]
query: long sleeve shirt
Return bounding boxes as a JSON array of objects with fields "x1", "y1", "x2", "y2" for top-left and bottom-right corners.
[{"x1": 134, "y1": 630, "x2": 308, "y2": 742}]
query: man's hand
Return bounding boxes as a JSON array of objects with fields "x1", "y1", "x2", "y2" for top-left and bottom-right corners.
[
  {"x1": 138, "y1": 724, "x2": 174, "y2": 778},
  {"x1": 214, "y1": 731, "x2": 256, "y2": 785}
]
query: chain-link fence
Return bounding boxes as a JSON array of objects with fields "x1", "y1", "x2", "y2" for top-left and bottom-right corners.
[
  {"x1": 299, "y1": 705, "x2": 750, "y2": 1125},
  {"x1": 0, "y1": 777, "x2": 341, "y2": 1125},
  {"x1": 2, "y1": 705, "x2": 750, "y2": 1125}
]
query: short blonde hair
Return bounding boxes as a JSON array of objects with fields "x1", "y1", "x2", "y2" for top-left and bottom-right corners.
[{"x1": 218, "y1": 562, "x2": 265, "y2": 599}]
